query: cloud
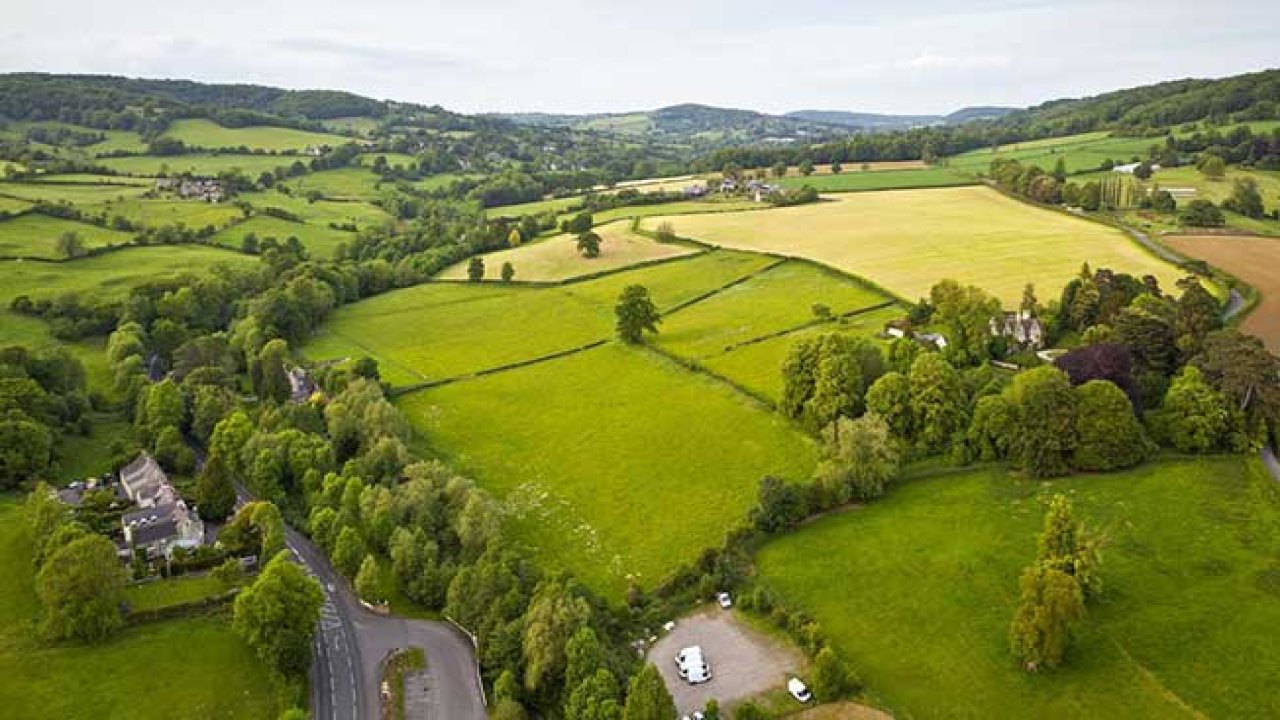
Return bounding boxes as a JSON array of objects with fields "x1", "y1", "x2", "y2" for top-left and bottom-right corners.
[{"x1": 902, "y1": 52, "x2": 1010, "y2": 71}]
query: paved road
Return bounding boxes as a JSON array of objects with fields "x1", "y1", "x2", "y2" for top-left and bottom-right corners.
[{"x1": 235, "y1": 486, "x2": 486, "y2": 720}]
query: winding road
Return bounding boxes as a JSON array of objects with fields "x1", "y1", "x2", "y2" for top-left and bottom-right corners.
[{"x1": 235, "y1": 486, "x2": 487, "y2": 720}]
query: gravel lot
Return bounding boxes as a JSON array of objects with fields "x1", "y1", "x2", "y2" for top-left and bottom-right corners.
[{"x1": 648, "y1": 606, "x2": 805, "y2": 715}]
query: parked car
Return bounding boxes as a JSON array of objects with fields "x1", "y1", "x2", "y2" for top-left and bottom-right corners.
[
  {"x1": 788, "y1": 677, "x2": 812, "y2": 703},
  {"x1": 685, "y1": 662, "x2": 713, "y2": 684},
  {"x1": 716, "y1": 591, "x2": 733, "y2": 609},
  {"x1": 675, "y1": 646, "x2": 703, "y2": 668},
  {"x1": 681, "y1": 712, "x2": 707, "y2": 720},
  {"x1": 678, "y1": 660, "x2": 709, "y2": 679}
]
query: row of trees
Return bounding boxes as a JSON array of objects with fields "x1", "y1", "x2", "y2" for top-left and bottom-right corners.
[{"x1": 0, "y1": 346, "x2": 93, "y2": 489}]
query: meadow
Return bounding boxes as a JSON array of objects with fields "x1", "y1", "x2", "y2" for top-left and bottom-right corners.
[
  {"x1": 1165, "y1": 234, "x2": 1280, "y2": 352},
  {"x1": 484, "y1": 195, "x2": 585, "y2": 218},
  {"x1": 236, "y1": 190, "x2": 394, "y2": 229},
  {"x1": 756, "y1": 458, "x2": 1280, "y2": 719},
  {"x1": 776, "y1": 167, "x2": 974, "y2": 192},
  {"x1": 0, "y1": 214, "x2": 134, "y2": 258},
  {"x1": 87, "y1": 197, "x2": 245, "y2": 230},
  {"x1": 161, "y1": 119, "x2": 352, "y2": 152},
  {"x1": 436, "y1": 221, "x2": 700, "y2": 281},
  {"x1": 399, "y1": 343, "x2": 817, "y2": 598},
  {"x1": 285, "y1": 167, "x2": 386, "y2": 200},
  {"x1": 303, "y1": 250, "x2": 775, "y2": 386},
  {"x1": 99, "y1": 153, "x2": 303, "y2": 177},
  {"x1": 643, "y1": 186, "x2": 1188, "y2": 303},
  {"x1": 0, "y1": 496, "x2": 277, "y2": 719},
  {"x1": 946, "y1": 132, "x2": 1162, "y2": 176},
  {"x1": 0, "y1": 181, "x2": 148, "y2": 204},
  {"x1": 210, "y1": 214, "x2": 354, "y2": 259},
  {"x1": 124, "y1": 575, "x2": 227, "y2": 613}
]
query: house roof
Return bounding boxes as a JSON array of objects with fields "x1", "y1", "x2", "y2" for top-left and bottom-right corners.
[
  {"x1": 119, "y1": 452, "x2": 169, "y2": 502},
  {"x1": 123, "y1": 504, "x2": 180, "y2": 545}
]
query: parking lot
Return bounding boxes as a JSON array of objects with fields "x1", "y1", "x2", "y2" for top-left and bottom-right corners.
[{"x1": 648, "y1": 606, "x2": 806, "y2": 715}]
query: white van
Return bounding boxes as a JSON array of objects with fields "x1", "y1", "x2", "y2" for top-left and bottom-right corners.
[
  {"x1": 788, "y1": 677, "x2": 812, "y2": 703},
  {"x1": 674, "y1": 646, "x2": 703, "y2": 668}
]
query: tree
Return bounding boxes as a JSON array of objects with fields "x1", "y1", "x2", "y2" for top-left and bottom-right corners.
[
  {"x1": 195, "y1": 452, "x2": 237, "y2": 521},
  {"x1": 1072, "y1": 380, "x2": 1147, "y2": 471},
  {"x1": 522, "y1": 580, "x2": 592, "y2": 698},
  {"x1": 212, "y1": 557, "x2": 246, "y2": 589},
  {"x1": 1179, "y1": 199, "x2": 1225, "y2": 227},
  {"x1": 751, "y1": 475, "x2": 807, "y2": 533},
  {"x1": 576, "y1": 231, "x2": 602, "y2": 258},
  {"x1": 332, "y1": 525, "x2": 365, "y2": 579},
  {"x1": 815, "y1": 415, "x2": 901, "y2": 503},
  {"x1": 929, "y1": 280, "x2": 1002, "y2": 364},
  {"x1": 865, "y1": 371, "x2": 912, "y2": 438},
  {"x1": 508, "y1": 227, "x2": 523, "y2": 247},
  {"x1": 907, "y1": 353, "x2": 968, "y2": 454},
  {"x1": 771, "y1": 161, "x2": 788, "y2": 178},
  {"x1": 153, "y1": 426, "x2": 195, "y2": 475},
  {"x1": 621, "y1": 664, "x2": 677, "y2": 720},
  {"x1": 467, "y1": 256, "x2": 485, "y2": 282},
  {"x1": 1199, "y1": 155, "x2": 1226, "y2": 180},
  {"x1": 501, "y1": 262, "x2": 516, "y2": 282},
  {"x1": 615, "y1": 285, "x2": 660, "y2": 343},
  {"x1": 830, "y1": 161, "x2": 843, "y2": 174},
  {"x1": 55, "y1": 231, "x2": 86, "y2": 259},
  {"x1": 799, "y1": 159, "x2": 815, "y2": 176},
  {"x1": 36, "y1": 534, "x2": 125, "y2": 643},
  {"x1": 811, "y1": 646, "x2": 852, "y2": 701},
  {"x1": 565, "y1": 212, "x2": 594, "y2": 234},
  {"x1": 1192, "y1": 329, "x2": 1280, "y2": 435},
  {"x1": 254, "y1": 339, "x2": 291, "y2": 404},
  {"x1": 0, "y1": 415, "x2": 52, "y2": 489},
  {"x1": 1224, "y1": 177, "x2": 1265, "y2": 218},
  {"x1": 1160, "y1": 365, "x2": 1234, "y2": 453},
  {"x1": 1008, "y1": 565, "x2": 1084, "y2": 671},
  {"x1": 1036, "y1": 495, "x2": 1102, "y2": 598},
  {"x1": 1007, "y1": 367, "x2": 1078, "y2": 478},
  {"x1": 1051, "y1": 157, "x2": 1067, "y2": 183},
  {"x1": 354, "y1": 554, "x2": 384, "y2": 602},
  {"x1": 233, "y1": 550, "x2": 324, "y2": 677},
  {"x1": 564, "y1": 668, "x2": 622, "y2": 720}
]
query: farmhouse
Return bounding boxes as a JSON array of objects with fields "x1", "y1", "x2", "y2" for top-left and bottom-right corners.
[
  {"x1": 121, "y1": 499, "x2": 205, "y2": 556},
  {"x1": 120, "y1": 452, "x2": 175, "y2": 508},
  {"x1": 990, "y1": 310, "x2": 1045, "y2": 349}
]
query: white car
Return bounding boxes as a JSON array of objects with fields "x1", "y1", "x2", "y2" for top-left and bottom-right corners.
[
  {"x1": 685, "y1": 662, "x2": 713, "y2": 684},
  {"x1": 681, "y1": 712, "x2": 707, "y2": 720},
  {"x1": 675, "y1": 646, "x2": 703, "y2": 668},
  {"x1": 716, "y1": 591, "x2": 733, "y2": 609},
  {"x1": 788, "y1": 677, "x2": 812, "y2": 703}
]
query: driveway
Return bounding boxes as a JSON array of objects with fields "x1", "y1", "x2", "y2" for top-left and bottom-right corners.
[{"x1": 648, "y1": 607, "x2": 805, "y2": 715}]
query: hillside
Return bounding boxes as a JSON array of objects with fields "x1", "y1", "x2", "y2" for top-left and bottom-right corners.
[{"x1": 784, "y1": 106, "x2": 1016, "y2": 129}]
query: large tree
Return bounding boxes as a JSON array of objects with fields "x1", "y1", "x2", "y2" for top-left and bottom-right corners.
[
  {"x1": 522, "y1": 580, "x2": 593, "y2": 699},
  {"x1": 907, "y1": 353, "x2": 968, "y2": 454},
  {"x1": 233, "y1": 550, "x2": 324, "y2": 677},
  {"x1": 1007, "y1": 367, "x2": 1078, "y2": 478},
  {"x1": 1008, "y1": 565, "x2": 1085, "y2": 671},
  {"x1": 1192, "y1": 329, "x2": 1280, "y2": 436},
  {"x1": 929, "y1": 279, "x2": 1002, "y2": 365},
  {"x1": 1072, "y1": 380, "x2": 1148, "y2": 472},
  {"x1": 36, "y1": 534, "x2": 125, "y2": 643},
  {"x1": 621, "y1": 664, "x2": 677, "y2": 720},
  {"x1": 576, "y1": 231, "x2": 602, "y2": 258},
  {"x1": 1160, "y1": 365, "x2": 1235, "y2": 453},
  {"x1": 615, "y1": 285, "x2": 661, "y2": 344},
  {"x1": 815, "y1": 414, "x2": 901, "y2": 503}
]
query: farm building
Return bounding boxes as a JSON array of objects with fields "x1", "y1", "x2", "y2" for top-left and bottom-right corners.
[{"x1": 121, "y1": 500, "x2": 205, "y2": 557}]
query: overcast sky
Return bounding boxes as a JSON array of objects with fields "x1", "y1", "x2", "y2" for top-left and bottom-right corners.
[{"x1": 2, "y1": 1, "x2": 1276, "y2": 115}]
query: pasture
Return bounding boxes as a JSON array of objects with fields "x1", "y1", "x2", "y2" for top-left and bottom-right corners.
[
  {"x1": 0, "y1": 496, "x2": 277, "y2": 720},
  {"x1": 399, "y1": 343, "x2": 817, "y2": 598},
  {"x1": 211, "y1": 214, "x2": 354, "y2": 259},
  {"x1": 161, "y1": 118, "x2": 352, "y2": 152},
  {"x1": 0, "y1": 181, "x2": 148, "y2": 205},
  {"x1": 411, "y1": 173, "x2": 481, "y2": 191},
  {"x1": 236, "y1": 190, "x2": 394, "y2": 229},
  {"x1": 436, "y1": 221, "x2": 700, "y2": 281},
  {"x1": 588, "y1": 198, "x2": 762, "y2": 225},
  {"x1": 99, "y1": 153, "x2": 302, "y2": 177},
  {"x1": 87, "y1": 198, "x2": 245, "y2": 231},
  {"x1": 947, "y1": 132, "x2": 1160, "y2": 175},
  {"x1": 1165, "y1": 234, "x2": 1280, "y2": 352},
  {"x1": 776, "y1": 167, "x2": 974, "y2": 192},
  {"x1": 756, "y1": 458, "x2": 1280, "y2": 719},
  {"x1": 0, "y1": 214, "x2": 134, "y2": 259},
  {"x1": 641, "y1": 186, "x2": 1188, "y2": 303},
  {"x1": 302, "y1": 250, "x2": 775, "y2": 386},
  {"x1": 286, "y1": 167, "x2": 386, "y2": 200},
  {"x1": 484, "y1": 195, "x2": 584, "y2": 218}
]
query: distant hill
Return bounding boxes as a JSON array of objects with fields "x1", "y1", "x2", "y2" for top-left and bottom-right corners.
[{"x1": 784, "y1": 106, "x2": 1017, "y2": 129}]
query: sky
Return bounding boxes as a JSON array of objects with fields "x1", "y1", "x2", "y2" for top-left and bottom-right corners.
[{"x1": 2, "y1": 0, "x2": 1277, "y2": 115}]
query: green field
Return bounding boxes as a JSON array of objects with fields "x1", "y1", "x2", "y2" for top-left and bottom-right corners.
[
  {"x1": 359, "y1": 152, "x2": 418, "y2": 168},
  {"x1": 436, "y1": 220, "x2": 700, "y2": 281},
  {"x1": 304, "y1": 250, "x2": 773, "y2": 386},
  {"x1": 400, "y1": 343, "x2": 817, "y2": 597},
  {"x1": 699, "y1": 305, "x2": 904, "y2": 403},
  {"x1": 777, "y1": 167, "x2": 975, "y2": 192},
  {"x1": 0, "y1": 181, "x2": 148, "y2": 204},
  {"x1": 756, "y1": 458, "x2": 1280, "y2": 719},
  {"x1": 654, "y1": 260, "x2": 890, "y2": 360},
  {"x1": 641, "y1": 186, "x2": 1190, "y2": 304},
  {"x1": 588, "y1": 198, "x2": 763, "y2": 225},
  {"x1": 0, "y1": 214, "x2": 134, "y2": 258},
  {"x1": 947, "y1": 132, "x2": 1163, "y2": 175},
  {"x1": 54, "y1": 412, "x2": 133, "y2": 480},
  {"x1": 87, "y1": 198, "x2": 245, "y2": 230},
  {"x1": 99, "y1": 153, "x2": 304, "y2": 177},
  {"x1": 0, "y1": 496, "x2": 277, "y2": 719},
  {"x1": 322, "y1": 116, "x2": 381, "y2": 136},
  {"x1": 237, "y1": 190, "x2": 394, "y2": 228},
  {"x1": 161, "y1": 119, "x2": 352, "y2": 152},
  {"x1": 124, "y1": 575, "x2": 227, "y2": 613},
  {"x1": 29, "y1": 174, "x2": 153, "y2": 186},
  {"x1": 286, "y1": 167, "x2": 386, "y2": 200},
  {"x1": 211, "y1": 214, "x2": 354, "y2": 258},
  {"x1": 411, "y1": 173, "x2": 482, "y2": 191}
]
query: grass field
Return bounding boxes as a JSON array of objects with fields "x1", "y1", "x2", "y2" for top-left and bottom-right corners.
[
  {"x1": 303, "y1": 250, "x2": 774, "y2": 386},
  {"x1": 400, "y1": 343, "x2": 817, "y2": 597},
  {"x1": 124, "y1": 575, "x2": 227, "y2": 613},
  {"x1": 211, "y1": 214, "x2": 354, "y2": 259},
  {"x1": 30, "y1": 174, "x2": 153, "y2": 186},
  {"x1": 99, "y1": 153, "x2": 302, "y2": 177},
  {"x1": 776, "y1": 167, "x2": 975, "y2": 192},
  {"x1": 411, "y1": 173, "x2": 481, "y2": 191},
  {"x1": 699, "y1": 305, "x2": 904, "y2": 403},
  {"x1": 161, "y1": 118, "x2": 352, "y2": 152},
  {"x1": 0, "y1": 214, "x2": 134, "y2": 258},
  {"x1": 0, "y1": 245, "x2": 257, "y2": 361},
  {"x1": 947, "y1": 132, "x2": 1162, "y2": 176},
  {"x1": 756, "y1": 458, "x2": 1280, "y2": 719},
  {"x1": 0, "y1": 195, "x2": 31, "y2": 214},
  {"x1": 237, "y1": 190, "x2": 394, "y2": 229},
  {"x1": 484, "y1": 195, "x2": 585, "y2": 218},
  {"x1": 55, "y1": 412, "x2": 132, "y2": 481},
  {"x1": 0, "y1": 181, "x2": 148, "y2": 205},
  {"x1": 87, "y1": 198, "x2": 245, "y2": 230},
  {"x1": 642, "y1": 186, "x2": 1188, "y2": 303},
  {"x1": 0, "y1": 496, "x2": 277, "y2": 719},
  {"x1": 322, "y1": 116, "x2": 381, "y2": 136},
  {"x1": 1165, "y1": 234, "x2": 1280, "y2": 353},
  {"x1": 286, "y1": 167, "x2": 386, "y2": 200},
  {"x1": 436, "y1": 221, "x2": 699, "y2": 281},
  {"x1": 359, "y1": 152, "x2": 418, "y2": 168},
  {"x1": 589, "y1": 198, "x2": 763, "y2": 225},
  {"x1": 654, "y1": 260, "x2": 890, "y2": 360}
]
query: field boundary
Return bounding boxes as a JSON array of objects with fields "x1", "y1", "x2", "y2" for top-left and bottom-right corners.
[
  {"x1": 708, "y1": 300, "x2": 899, "y2": 359},
  {"x1": 660, "y1": 258, "x2": 789, "y2": 316},
  {"x1": 640, "y1": 341, "x2": 779, "y2": 411},
  {"x1": 389, "y1": 339, "x2": 609, "y2": 397},
  {"x1": 431, "y1": 245, "x2": 715, "y2": 288}
]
